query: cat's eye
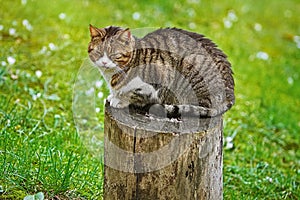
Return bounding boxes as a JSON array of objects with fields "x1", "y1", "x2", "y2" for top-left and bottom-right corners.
[{"x1": 112, "y1": 53, "x2": 123, "y2": 60}]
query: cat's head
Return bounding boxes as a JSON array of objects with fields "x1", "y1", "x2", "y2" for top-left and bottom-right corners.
[{"x1": 88, "y1": 25, "x2": 135, "y2": 70}]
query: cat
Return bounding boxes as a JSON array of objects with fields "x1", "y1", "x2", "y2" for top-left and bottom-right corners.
[{"x1": 88, "y1": 24, "x2": 235, "y2": 118}]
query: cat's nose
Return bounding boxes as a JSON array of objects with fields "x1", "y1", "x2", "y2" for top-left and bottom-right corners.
[{"x1": 102, "y1": 61, "x2": 107, "y2": 65}]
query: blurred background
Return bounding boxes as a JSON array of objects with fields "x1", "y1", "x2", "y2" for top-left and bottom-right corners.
[{"x1": 0, "y1": 0, "x2": 299, "y2": 199}]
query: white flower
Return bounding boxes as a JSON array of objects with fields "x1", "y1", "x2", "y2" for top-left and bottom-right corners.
[
  {"x1": 97, "y1": 92, "x2": 104, "y2": 98},
  {"x1": 39, "y1": 46, "x2": 47, "y2": 54},
  {"x1": 287, "y1": 77, "x2": 294, "y2": 85},
  {"x1": 11, "y1": 74, "x2": 18, "y2": 80},
  {"x1": 265, "y1": 176, "x2": 273, "y2": 183},
  {"x1": 227, "y1": 11, "x2": 238, "y2": 22},
  {"x1": 9, "y1": 28, "x2": 16, "y2": 36},
  {"x1": 188, "y1": 22, "x2": 196, "y2": 29},
  {"x1": 1, "y1": 61, "x2": 7, "y2": 66},
  {"x1": 59, "y1": 13, "x2": 66, "y2": 20},
  {"x1": 223, "y1": 10, "x2": 238, "y2": 29},
  {"x1": 6, "y1": 119, "x2": 11, "y2": 127},
  {"x1": 22, "y1": 19, "x2": 29, "y2": 26},
  {"x1": 7, "y1": 56, "x2": 16, "y2": 65},
  {"x1": 32, "y1": 94, "x2": 37, "y2": 101},
  {"x1": 35, "y1": 70, "x2": 42, "y2": 78},
  {"x1": 22, "y1": 19, "x2": 33, "y2": 31},
  {"x1": 293, "y1": 35, "x2": 300, "y2": 49},
  {"x1": 21, "y1": 0, "x2": 27, "y2": 5},
  {"x1": 223, "y1": 19, "x2": 232, "y2": 29},
  {"x1": 48, "y1": 43, "x2": 57, "y2": 51},
  {"x1": 254, "y1": 23, "x2": 262, "y2": 32},
  {"x1": 95, "y1": 80, "x2": 103, "y2": 88},
  {"x1": 225, "y1": 142, "x2": 234, "y2": 149},
  {"x1": 225, "y1": 136, "x2": 233, "y2": 143},
  {"x1": 225, "y1": 136, "x2": 234, "y2": 150},
  {"x1": 132, "y1": 12, "x2": 141, "y2": 20},
  {"x1": 256, "y1": 51, "x2": 269, "y2": 60},
  {"x1": 0, "y1": 25, "x2": 4, "y2": 31},
  {"x1": 95, "y1": 107, "x2": 101, "y2": 113}
]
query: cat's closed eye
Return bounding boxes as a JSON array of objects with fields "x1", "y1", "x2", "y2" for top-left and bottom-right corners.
[{"x1": 111, "y1": 53, "x2": 124, "y2": 60}]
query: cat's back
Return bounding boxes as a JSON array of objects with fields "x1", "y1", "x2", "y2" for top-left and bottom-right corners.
[
  {"x1": 140, "y1": 28, "x2": 222, "y2": 56},
  {"x1": 142, "y1": 27, "x2": 201, "y2": 39},
  {"x1": 140, "y1": 28, "x2": 198, "y2": 47}
]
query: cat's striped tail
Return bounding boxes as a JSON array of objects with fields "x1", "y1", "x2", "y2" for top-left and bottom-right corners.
[{"x1": 146, "y1": 103, "x2": 233, "y2": 118}]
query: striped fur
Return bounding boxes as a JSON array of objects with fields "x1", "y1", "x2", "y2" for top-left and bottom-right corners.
[{"x1": 88, "y1": 25, "x2": 235, "y2": 118}]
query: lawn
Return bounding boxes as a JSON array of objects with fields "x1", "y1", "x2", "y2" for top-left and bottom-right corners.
[{"x1": 0, "y1": 0, "x2": 299, "y2": 199}]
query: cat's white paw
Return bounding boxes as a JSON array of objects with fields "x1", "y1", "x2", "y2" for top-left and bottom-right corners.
[
  {"x1": 107, "y1": 94, "x2": 113, "y2": 101},
  {"x1": 109, "y1": 97, "x2": 129, "y2": 108},
  {"x1": 129, "y1": 85, "x2": 158, "y2": 103}
]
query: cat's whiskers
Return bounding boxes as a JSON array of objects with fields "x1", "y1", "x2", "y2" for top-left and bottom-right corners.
[{"x1": 96, "y1": 52, "x2": 117, "y2": 69}]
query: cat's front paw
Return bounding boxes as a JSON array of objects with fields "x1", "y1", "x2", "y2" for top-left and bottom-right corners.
[
  {"x1": 109, "y1": 97, "x2": 129, "y2": 109},
  {"x1": 107, "y1": 94, "x2": 113, "y2": 102},
  {"x1": 127, "y1": 87, "x2": 158, "y2": 106}
]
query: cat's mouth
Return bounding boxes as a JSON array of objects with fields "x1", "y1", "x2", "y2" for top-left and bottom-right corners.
[
  {"x1": 102, "y1": 64, "x2": 114, "y2": 69},
  {"x1": 96, "y1": 61, "x2": 117, "y2": 69}
]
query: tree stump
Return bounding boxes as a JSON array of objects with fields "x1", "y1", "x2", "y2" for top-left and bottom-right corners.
[{"x1": 104, "y1": 104, "x2": 223, "y2": 200}]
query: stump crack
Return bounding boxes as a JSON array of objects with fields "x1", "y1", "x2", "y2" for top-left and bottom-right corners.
[{"x1": 133, "y1": 126, "x2": 139, "y2": 200}]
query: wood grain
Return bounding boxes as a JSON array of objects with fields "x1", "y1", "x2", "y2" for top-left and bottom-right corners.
[{"x1": 104, "y1": 104, "x2": 223, "y2": 200}]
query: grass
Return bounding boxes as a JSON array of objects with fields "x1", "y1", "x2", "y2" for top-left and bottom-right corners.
[{"x1": 0, "y1": 0, "x2": 299, "y2": 199}]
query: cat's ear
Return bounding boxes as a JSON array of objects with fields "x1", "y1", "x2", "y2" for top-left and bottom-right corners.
[
  {"x1": 89, "y1": 24, "x2": 105, "y2": 38},
  {"x1": 117, "y1": 28, "x2": 132, "y2": 43}
]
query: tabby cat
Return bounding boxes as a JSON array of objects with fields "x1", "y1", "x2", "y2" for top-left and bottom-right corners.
[{"x1": 88, "y1": 25, "x2": 234, "y2": 118}]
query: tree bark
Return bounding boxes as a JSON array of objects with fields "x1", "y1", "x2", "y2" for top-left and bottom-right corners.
[{"x1": 104, "y1": 104, "x2": 223, "y2": 200}]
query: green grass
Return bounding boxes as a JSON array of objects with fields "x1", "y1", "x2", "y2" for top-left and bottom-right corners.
[{"x1": 0, "y1": 0, "x2": 299, "y2": 199}]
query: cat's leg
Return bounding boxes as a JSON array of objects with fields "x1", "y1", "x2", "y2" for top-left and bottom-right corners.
[
  {"x1": 119, "y1": 76, "x2": 159, "y2": 106},
  {"x1": 108, "y1": 76, "x2": 159, "y2": 108},
  {"x1": 109, "y1": 95, "x2": 130, "y2": 108},
  {"x1": 107, "y1": 92, "x2": 130, "y2": 108},
  {"x1": 128, "y1": 86, "x2": 158, "y2": 105},
  {"x1": 113, "y1": 88, "x2": 154, "y2": 108},
  {"x1": 107, "y1": 94, "x2": 113, "y2": 102}
]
